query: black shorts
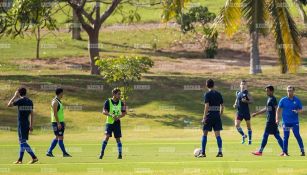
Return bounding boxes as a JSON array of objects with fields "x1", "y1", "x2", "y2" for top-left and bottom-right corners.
[
  {"x1": 52, "y1": 122, "x2": 65, "y2": 136},
  {"x1": 18, "y1": 126, "x2": 29, "y2": 142},
  {"x1": 203, "y1": 117, "x2": 223, "y2": 131},
  {"x1": 236, "y1": 113, "x2": 251, "y2": 121},
  {"x1": 264, "y1": 122, "x2": 280, "y2": 135},
  {"x1": 105, "y1": 120, "x2": 122, "y2": 138}
]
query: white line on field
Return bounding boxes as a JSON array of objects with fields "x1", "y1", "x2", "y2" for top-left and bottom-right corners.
[
  {"x1": 1, "y1": 159, "x2": 307, "y2": 166},
  {"x1": 0, "y1": 142, "x2": 265, "y2": 147}
]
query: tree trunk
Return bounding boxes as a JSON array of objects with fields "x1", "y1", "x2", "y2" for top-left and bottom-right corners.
[
  {"x1": 88, "y1": 31, "x2": 100, "y2": 75},
  {"x1": 249, "y1": 31, "x2": 262, "y2": 74},
  {"x1": 36, "y1": 27, "x2": 40, "y2": 59},
  {"x1": 72, "y1": 8, "x2": 82, "y2": 40},
  {"x1": 293, "y1": 0, "x2": 307, "y2": 24}
]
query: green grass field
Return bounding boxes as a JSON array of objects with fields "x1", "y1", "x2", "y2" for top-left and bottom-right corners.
[{"x1": 1, "y1": 0, "x2": 307, "y2": 174}]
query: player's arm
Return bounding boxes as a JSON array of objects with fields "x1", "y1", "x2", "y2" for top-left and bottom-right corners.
[
  {"x1": 220, "y1": 104, "x2": 224, "y2": 116},
  {"x1": 246, "y1": 94, "x2": 254, "y2": 104},
  {"x1": 119, "y1": 102, "x2": 127, "y2": 119},
  {"x1": 102, "y1": 106, "x2": 115, "y2": 119},
  {"x1": 233, "y1": 98, "x2": 238, "y2": 108},
  {"x1": 202, "y1": 103, "x2": 209, "y2": 124},
  {"x1": 276, "y1": 107, "x2": 282, "y2": 124},
  {"x1": 7, "y1": 91, "x2": 20, "y2": 107},
  {"x1": 29, "y1": 111, "x2": 34, "y2": 132},
  {"x1": 252, "y1": 107, "x2": 266, "y2": 117},
  {"x1": 52, "y1": 100, "x2": 62, "y2": 130},
  {"x1": 293, "y1": 99, "x2": 303, "y2": 114}
]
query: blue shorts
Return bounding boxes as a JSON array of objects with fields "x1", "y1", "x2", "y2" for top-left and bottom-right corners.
[
  {"x1": 264, "y1": 122, "x2": 280, "y2": 135},
  {"x1": 52, "y1": 122, "x2": 65, "y2": 136},
  {"x1": 236, "y1": 113, "x2": 251, "y2": 121},
  {"x1": 202, "y1": 117, "x2": 223, "y2": 131},
  {"x1": 18, "y1": 125, "x2": 29, "y2": 142},
  {"x1": 105, "y1": 120, "x2": 122, "y2": 138},
  {"x1": 282, "y1": 123, "x2": 299, "y2": 132}
]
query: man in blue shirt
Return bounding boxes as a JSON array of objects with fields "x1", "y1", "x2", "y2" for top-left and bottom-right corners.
[
  {"x1": 233, "y1": 80, "x2": 254, "y2": 144},
  {"x1": 7, "y1": 87, "x2": 38, "y2": 164},
  {"x1": 198, "y1": 79, "x2": 224, "y2": 158},
  {"x1": 276, "y1": 85, "x2": 305, "y2": 156}
]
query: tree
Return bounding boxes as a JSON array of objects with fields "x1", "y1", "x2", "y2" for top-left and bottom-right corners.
[
  {"x1": 214, "y1": 0, "x2": 301, "y2": 74},
  {"x1": 71, "y1": 8, "x2": 82, "y2": 40},
  {"x1": 96, "y1": 55, "x2": 154, "y2": 101},
  {"x1": 67, "y1": 0, "x2": 122, "y2": 75},
  {"x1": 292, "y1": 0, "x2": 307, "y2": 24},
  {"x1": 0, "y1": 0, "x2": 58, "y2": 59}
]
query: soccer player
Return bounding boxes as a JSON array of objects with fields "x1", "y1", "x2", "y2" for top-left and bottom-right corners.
[
  {"x1": 198, "y1": 79, "x2": 224, "y2": 158},
  {"x1": 233, "y1": 80, "x2": 253, "y2": 144},
  {"x1": 7, "y1": 87, "x2": 38, "y2": 164},
  {"x1": 251, "y1": 85, "x2": 283, "y2": 156},
  {"x1": 276, "y1": 85, "x2": 305, "y2": 156},
  {"x1": 46, "y1": 88, "x2": 72, "y2": 157},
  {"x1": 99, "y1": 88, "x2": 127, "y2": 159}
]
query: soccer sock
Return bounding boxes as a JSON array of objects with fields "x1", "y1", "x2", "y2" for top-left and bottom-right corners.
[
  {"x1": 47, "y1": 139, "x2": 58, "y2": 154},
  {"x1": 58, "y1": 140, "x2": 68, "y2": 154},
  {"x1": 274, "y1": 133, "x2": 284, "y2": 150},
  {"x1": 22, "y1": 142, "x2": 36, "y2": 159},
  {"x1": 259, "y1": 132, "x2": 269, "y2": 152},
  {"x1": 248, "y1": 129, "x2": 252, "y2": 141},
  {"x1": 293, "y1": 125, "x2": 305, "y2": 153},
  {"x1": 101, "y1": 141, "x2": 108, "y2": 154},
  {"x1": 236, "y1": 127, "x2": 245, "y2": 136},
  {"x1": 216, "y1": 136, "x2": 222, "y2": 153},
  {"x1": 283, "y1": 130, "x2": 290, "y2": 154},
  {"x1": 201, "y1": 135, "x2": 207, "y2": 154},
  {"x1": 117, "y1": 142, "x2": 122, "y2": 155},
  {"x1": 18, "y1": 142, "x2": 26, "y2": 161}
]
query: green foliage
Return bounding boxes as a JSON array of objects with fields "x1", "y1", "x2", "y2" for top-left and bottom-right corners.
[
  {"x1": 175, "y1": 6, "x2": 218, "y2": 58},
  {"x1": 161, "y1": 0, "x2": 191, "y2": 22},
  {"x1": 176, "y1": 6, "x2": 216, "y2": 33},
  {"x1": 203, "y1": 27, "x2": 218, "y2": 58},
  {"x1": 0, "y1": 0, "x2": 57, "y2": 38},
  {"x1": 95, "y1": 56, "x2": 154, "y2": 101}
]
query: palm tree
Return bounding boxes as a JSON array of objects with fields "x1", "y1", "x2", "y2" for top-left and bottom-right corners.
[{"x1": 213, "y1": 0, "x2": 301, "y2": 74}]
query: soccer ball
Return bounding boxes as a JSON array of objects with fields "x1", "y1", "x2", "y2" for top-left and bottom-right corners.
[{"x1": 193, "y1": 148, "x2": 202, "y2": 157}]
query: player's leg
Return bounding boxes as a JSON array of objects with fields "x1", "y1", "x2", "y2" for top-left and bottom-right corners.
[
  {"x1": 292, "y1": 124, "x2": 305, "y2": 156},
  {"x1": 47, "y1": 135, "x2": 59, "y2": 157},
  {"x1": 214, "y1": 119, "x2": 223, "y2": 157},
  {"x1": 214, "y1": 131, "x2": 223, "y2": 157},
  {"x1": 100, "y1": 123, "x2": 112, "y2": 159},
  {"x1": 253, "y1": 132, "x2": 269, "y2": 156},
  {"x1": 200, "y1": 130, "x2": 208, "y2": 157},
  {"x1": 15, "y1": 137, "x2": 26, "y2": 164},
  {"x1": 116, "y1": 138, "x2": 122, "y2": 159},
  {"x1": 20, "y1": 129, "x2": 38, "y2": 164},
  {"x1": 47, "y1": 123, "x2": 60, "y2": 157},
  {"x1": 273, "y1": 133, "x2": 283, "y2": 151},
  {"x1": 282, "y1": 124, "x2": 290, "y2": 156},
  {"x1": 246, "y1": 119, "x2": 252, "y2": 145},
  {"x1": 235, "y1": 118, "x2": 246, "y2": 144},
  {"x1": 57, "y1": 123, "x2": 71, "y2": 157},
  {"x1": 114, "y1": 121, "x2": 123, "y2": 159}
]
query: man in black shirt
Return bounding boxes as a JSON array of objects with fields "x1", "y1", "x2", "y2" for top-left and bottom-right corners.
[
  {"x1": 198, "y1": 79, "x2": 224, "y2": 158},
  {"x1": 251, "y1": 85, "x2": 283, "y2": 156},
  {"x1": 7, "y1": 87, "x2": 38, "y2": 164}
]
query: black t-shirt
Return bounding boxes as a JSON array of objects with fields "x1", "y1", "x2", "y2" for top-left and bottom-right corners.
[
  {"x1": 104, "y1": 99, "x2": 126, "y2": 113},
  {"x1": 13, "y1": 97, "x2": 33, "y2": 127},
  {"x1": 236, "y1": 90, "x2": 250, "y2": 115},
  {"x1": 266, "y1": 96, "x2": 277, "y2": 124},
  {"x1": 204, "y1": 90, "x2": 223, "y2": 118}
]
